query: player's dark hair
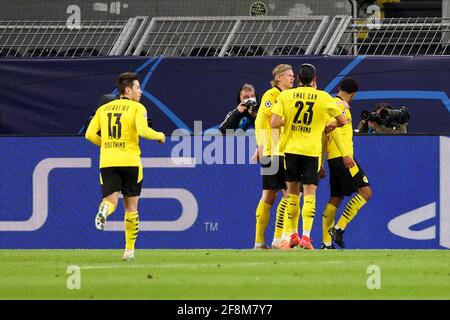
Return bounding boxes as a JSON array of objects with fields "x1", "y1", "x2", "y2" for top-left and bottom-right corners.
[
  {"x1": 117, "y1": 72, "x2": 139, "y2": 95},
  {"x1": 298, "y1": 63, "x2": 316, "y2": 85},
  {"x1": 339, "y1": 77, "x2": 359, "y2": 94}
]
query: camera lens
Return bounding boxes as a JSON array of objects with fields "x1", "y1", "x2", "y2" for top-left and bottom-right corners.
[
  {"x1": 361, "y1": 110, "x2": 370, "y2": 121},
  {"x1": 379, "y1": 108, "x2": 390, "y2": 120}
]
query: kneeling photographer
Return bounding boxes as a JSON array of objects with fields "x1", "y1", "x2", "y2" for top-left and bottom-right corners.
[
  {"x1": 219, "y1": 83, "x2": 259, "y2": 134},
  {"x1": 357, "y1": 103, "x2": 410, "y2": 134}
]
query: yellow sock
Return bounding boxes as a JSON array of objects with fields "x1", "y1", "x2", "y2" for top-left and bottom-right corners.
[
  {"x1": 125, "y1": 211, "x2": 139, "y2": 251},
  {"x1": 255, "y1": 200, "x2": 271, "y2": 245},
  {"x1": 99, "y1": 200, "x2": 116, "y2": 216},
  {"x1": 287, "y1": 194, "x2": 300, "y2": 235},
  {"x1": 292, "y1": 200, "x2": 301, "y2": 235},
  {"x1": 282, "y1": 211, "x2": 292, "y2": 240},
  {"x1": 273, "y1": 197, "x2": 288, "y2": 241},
  {"x1": 322, "y1": 203, "x2": 337, "y2": 245},
  {"x1": 336, "y1": 194, "x2": 367, "y2": 230},
  {"x1": 302, "y1": 195, "x2": 316, "y2": 235}
]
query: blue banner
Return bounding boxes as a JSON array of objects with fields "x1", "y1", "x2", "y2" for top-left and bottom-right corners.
[
  {"x1": 1, "y1": 56, "x2": 449, "y2": 134},
  {"x1": 0, "y1": 135, "x2": 448, "y2": 249}
]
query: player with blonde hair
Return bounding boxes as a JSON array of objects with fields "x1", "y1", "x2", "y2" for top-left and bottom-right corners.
[{"x1": 252, "y1": 64, "x2": 296, "y2": 249}]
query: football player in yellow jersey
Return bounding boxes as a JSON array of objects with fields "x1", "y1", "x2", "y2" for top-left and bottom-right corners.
[
  {"x1": 271, "y1": 63, "x2": 347, "y2": 250},
  {"x1": 252, "y1": 64, "x2": 295, "y2": 250},
  {"x1": 321, "y1": 77, "x2": 372, "y2": 249},
  {"x1": 85, "y1": 72, "x2": 165, "y2": 260}
]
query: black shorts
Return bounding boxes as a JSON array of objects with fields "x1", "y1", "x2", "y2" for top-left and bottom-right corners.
[
  {"x1": 100, "y1": 166, "x2": 142, "y2": 198},
  {"x1": 261, "y1": 156, "x2": 286, "y2": 190},
  {"x1": 328, "y1": 157, "x2": 370, "y2": 197},
  {"x1": 284, "y1": 153, "x2": 319, "y2": 186}
]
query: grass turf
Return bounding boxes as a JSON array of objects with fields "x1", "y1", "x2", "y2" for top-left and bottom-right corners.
[{"x1": 0, "y1": 249, "x2": 449, "y2": 300}]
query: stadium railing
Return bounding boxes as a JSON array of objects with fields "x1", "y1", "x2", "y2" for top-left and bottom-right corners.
[
  {"x1": 324, "y1": 17, "x2": 450, "y2": 55},
  {"x1": 0, "y1": 18, "x2": 147, "y2": 57},
  {"x1": 133, "y1": 16, "x2": 330, "y2": 57},
  {"x1": 1, "y1": 16, "x2": 450, "y2": 57}
]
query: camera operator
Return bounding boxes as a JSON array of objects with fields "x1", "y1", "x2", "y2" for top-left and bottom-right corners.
[
  {"x1": 357, "y1": 103, "x2": 409, "y2": 134},
  {"x1": 219, "y1": 83, "x2": 259, "y2": 134}
]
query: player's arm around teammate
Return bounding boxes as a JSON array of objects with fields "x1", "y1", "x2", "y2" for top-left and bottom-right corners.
[
  {"x1": 321, "y1": 78, "x2": 372, "y2": 249},
  {"x1": 254, "y1": 64, "x2": 294, "y2": 249},
  {"x1": 253, "y1": 64, "x2": 296, "y2": 250},
  {"x1": 271, "y1": 64, "x2": 346, "y2": 250}
]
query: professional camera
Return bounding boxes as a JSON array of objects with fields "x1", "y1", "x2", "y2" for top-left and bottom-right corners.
[
  {"x1": 361, "y1": 110, "x2": 383, "y2": 124},
  {"x1": 361, "y1": 104, "x2": 410, "y2": 128},
  {"x1": 243, "y1": 97, "x2": 259, "y2": 113},
  {"x1": 379, "y1": 106, "x2": 410, "y2": 125}
]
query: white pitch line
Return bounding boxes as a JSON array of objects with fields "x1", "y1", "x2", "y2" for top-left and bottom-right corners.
[
  {"x1": 80, "y1": 262, "x2": 265, "y2": 270},
  {"x1": 81, "y1": 264, "x2": 147, "y2": 270},
  {"x1": 81, "y1": 262, "x2": 273, "y2": 270},
  {"x1": 80, "y1": 260, "x2": 343, "y2": 270}
]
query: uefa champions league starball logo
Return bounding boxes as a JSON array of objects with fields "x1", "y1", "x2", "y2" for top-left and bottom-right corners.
[{"x1": 249, "y1": 1, "x2": 267, "y2": 16}]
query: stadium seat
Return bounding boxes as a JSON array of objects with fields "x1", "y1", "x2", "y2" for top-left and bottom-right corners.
[
  {"x1": 0, "y1": 48, "x2": 21, "y2": 57},
  {"x1": 26, "y1": 48, "x2": 57, "y2": 57},
  {"x1": 224, "y1": 45, "x2": 265, "y2": 56},
  {"x1": 272, "y1": 46, "x2": 306, "y2": 55},
  {"x1": 384, "y1": 1, "x2": 442, "y2": 18},
  {"x1": 333, "y1": 46, "x2": 349, "y2": 55},
  {"x1": 57, "y1": 48, "x2": 101, "y2": 57},
  {"x1": 441, "y1": 45, "x2": 450, "y2": 55},
  {"x1": 188, "y1": 47, "x2": 220, "y2": 57}
]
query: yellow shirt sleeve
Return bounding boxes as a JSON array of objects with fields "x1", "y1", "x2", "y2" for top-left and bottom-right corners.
[
  {"x1": 326, "y1": 99, "x2": 354, "y2": 159},
  {"x1": 326, "y1": 118, "x2": 338, "y2": 127},
  {"x1": 254, "y1": 111, "x2": 268, "y2": 147},
  {"x1": 326, "y1": 97, "x2": 344, "y2": 119},
  {"x1": 259, "y1": 91, "x2": 274, "y2": 117},
  {"x1": 271, "y1": 94, "x2": 284, "y2": 118},
  {"x1": 135, "y1": 105, "x2": 164, "y2": 141},
  {"x1": 329, "y1": 100, "x2": 351, "y2": 157},
  {"x1": 85, "y1": 111, "x2": 101, "y2": 146},
  {"x1": 330, "y1": 129, "x2": 351, "y2": 157}
]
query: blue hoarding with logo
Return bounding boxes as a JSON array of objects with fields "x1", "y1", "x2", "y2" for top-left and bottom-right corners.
[
  {"x1": 0, "y1": 135, "x2": 448, "y2": 249},
  {"x1": 1, "y1": 56, "x2": 449, "y2": 135}
]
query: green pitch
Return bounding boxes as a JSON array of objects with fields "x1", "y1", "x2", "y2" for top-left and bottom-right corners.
[{"x1": 1, "y1": 249, "x2": 449, "y2": 299}]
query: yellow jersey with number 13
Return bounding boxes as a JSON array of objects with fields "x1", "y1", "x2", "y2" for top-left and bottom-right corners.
[{"x1": 85, "y1": 98, "x2": 164, "y2": 168}]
